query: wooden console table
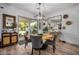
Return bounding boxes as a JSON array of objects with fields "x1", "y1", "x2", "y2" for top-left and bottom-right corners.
[{"x1": 1, "y1": 32, "x2": 18, "y2": 47}]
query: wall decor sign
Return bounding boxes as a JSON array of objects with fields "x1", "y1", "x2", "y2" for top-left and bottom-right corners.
[
  {"x1": 3, "y1": 14, "x2": 16, "y2": 28},
  {"x1": 66, "y1": 21, "x2": 72, "y2": 25},
  {"x1": 63, "y1": 14, "x2": 68, "y2": 19}
]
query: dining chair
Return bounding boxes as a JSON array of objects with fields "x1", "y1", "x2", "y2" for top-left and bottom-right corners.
[
  {"x1": 30, "y1": 35, "x2": 43, "y2": 55},
  {"x1": 46, "y1": 34, "x2": 57, "y2": 53}
]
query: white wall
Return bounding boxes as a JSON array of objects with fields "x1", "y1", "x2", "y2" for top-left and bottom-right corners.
[{"x1": 50, "y1": 5, "x2": 79, "y2": 45}]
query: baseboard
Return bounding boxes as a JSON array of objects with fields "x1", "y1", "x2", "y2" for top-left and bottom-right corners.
[{"x1": 59, "y1": 40, "x2": 79, "y2": 47}]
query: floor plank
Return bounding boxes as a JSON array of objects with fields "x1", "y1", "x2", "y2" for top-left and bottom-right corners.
[{"x1": 0, "y1": 41, "x2": 79, "y2": 55}]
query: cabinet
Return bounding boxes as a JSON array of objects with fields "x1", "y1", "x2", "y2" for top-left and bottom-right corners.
[{"x1": 1, "y1": 32, "x2": 18, "y2": 47}]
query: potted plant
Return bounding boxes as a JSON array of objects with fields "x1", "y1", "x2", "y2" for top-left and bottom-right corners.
[{"x1": 12, "y1": 23, "x2": 16, "y2": 28}]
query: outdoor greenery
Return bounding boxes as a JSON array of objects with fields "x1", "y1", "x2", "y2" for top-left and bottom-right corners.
[{"x1": 43, "y1": 26, "x2": 48, "y2": 33}]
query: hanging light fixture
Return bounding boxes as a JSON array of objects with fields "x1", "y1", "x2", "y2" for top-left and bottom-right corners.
[
  {"x1": 34, "y1": 3, "x2": 46, "y2": 34},
  {"x1": 37, "y1": 3, "x2": 42, "y2": 20},
  {"x1": 34, "y1": 3, "x2": 46, "y2": 20}
]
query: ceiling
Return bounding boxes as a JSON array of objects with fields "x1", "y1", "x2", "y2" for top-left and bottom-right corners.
[{"x1": 0, "y1": 3, "x2": 79, "y2": 18}]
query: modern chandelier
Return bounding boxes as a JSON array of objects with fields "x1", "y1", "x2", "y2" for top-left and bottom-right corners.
[{"x1": 34, "y1": 3, "x2": 46, "y2": 20}]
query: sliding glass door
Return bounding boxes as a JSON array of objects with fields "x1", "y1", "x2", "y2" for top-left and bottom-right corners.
[
  {"x1": 18, "y1": 16, "x2": 38, "y2": 41},
  {"x1": 18, "y1": 16, "x2": 29, "y2": 41}
]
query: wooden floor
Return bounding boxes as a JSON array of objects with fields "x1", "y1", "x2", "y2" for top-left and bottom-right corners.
[{"x1": 0, "y1": 41, "x2": 79, "y2": 55}]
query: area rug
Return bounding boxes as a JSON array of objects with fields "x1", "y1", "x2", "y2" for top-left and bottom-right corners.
[
  {"x1": 18, "y1": 40, "x2": 25, "y2": 45},
  {"x1": 18, "y1": 40, "x2": 31, "y2": 45}
]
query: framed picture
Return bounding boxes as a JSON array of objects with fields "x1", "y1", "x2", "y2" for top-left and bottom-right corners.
[{"x1": 3, "y1": 14, "x2": 16, "y2": 28}]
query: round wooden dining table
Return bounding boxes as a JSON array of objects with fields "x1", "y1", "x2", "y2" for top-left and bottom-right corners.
[{"x1": 42, "y1": 33, "x2": 54, "y2": 41}]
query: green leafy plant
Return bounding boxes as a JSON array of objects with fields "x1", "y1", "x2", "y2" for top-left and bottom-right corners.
[
  {"x1": 12, "y1": 23, "x2": 16, "y2": 28},
  {"x1": 43, "y1": 26, "x2": 48, "y2": 33}
]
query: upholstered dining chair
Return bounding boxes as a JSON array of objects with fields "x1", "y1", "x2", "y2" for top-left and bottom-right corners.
[
  {"x1": 30, "y1": 35, "x2": 43, "y2": 55},
  {"x1": 46, "y1": 34, "x2": 57, "y2": 53}
]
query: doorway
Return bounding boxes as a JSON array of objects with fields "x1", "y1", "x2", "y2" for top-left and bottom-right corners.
[
  {"x1": 18, "y1": 16, "x2": 29, "y2": 42},
  {"x1": 30, "y1": 20, "x2": 38, "y2": 34},
  {"x1": 18, "y1": 16, "x2": 38, "y2": 45}
]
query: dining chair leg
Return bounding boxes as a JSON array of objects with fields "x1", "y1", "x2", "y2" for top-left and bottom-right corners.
[
  {"x1": 39, "y1": 49, "x2": 41, "y2": 55},
  {"x1": 53, "y1": 45, "x2": 55, "y2": 53},
  {"x1": 25, "y1": 44, "x2": 26, "y2": 48},
  {"x1": 31, "y1": 48, "x2": 33, "y2": 55}
]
